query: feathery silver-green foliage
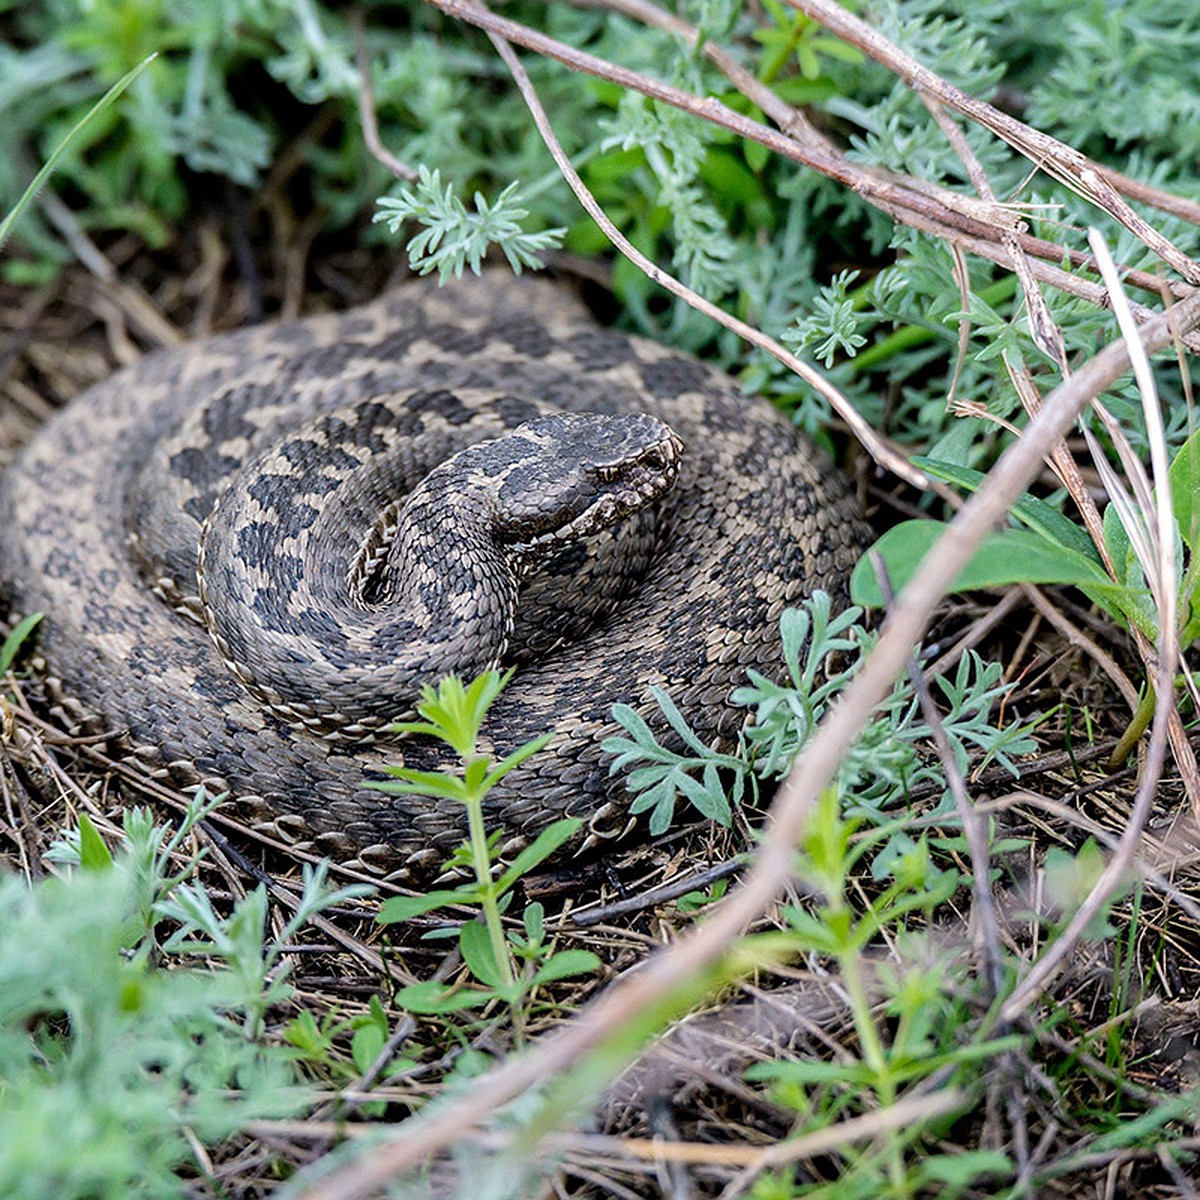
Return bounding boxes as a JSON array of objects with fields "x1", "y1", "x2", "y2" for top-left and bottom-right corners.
[
  {"x1": 0, "y1": 800, "x2": 369, "y2": 1199},
  {"x1": 606, "y1": 591, "x2": 1038, "y2": 863}
]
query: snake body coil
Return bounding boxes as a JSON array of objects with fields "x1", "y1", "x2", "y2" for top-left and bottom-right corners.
[{"x1": 0, "y1": 274, "x2": 864, "y2": 878}]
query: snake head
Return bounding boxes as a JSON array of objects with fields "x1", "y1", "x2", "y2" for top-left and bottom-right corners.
[{"x1": 491, "y1": 412, "x2": 683, "y2": 556}]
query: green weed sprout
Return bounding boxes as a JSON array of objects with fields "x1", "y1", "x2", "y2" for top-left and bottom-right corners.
[
  {"x1": 0, "y1": 612, "x2": 43, "y2": 677},
  {"x1": 373, "y1": 670, "x2": 599, "y2": 1015}
]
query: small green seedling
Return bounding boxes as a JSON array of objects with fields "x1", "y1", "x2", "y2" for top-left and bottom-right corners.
[{"x1": 373, "y1": 670, "x2": 600, "y2": 1016}]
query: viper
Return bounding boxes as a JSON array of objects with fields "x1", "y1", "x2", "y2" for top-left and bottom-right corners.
[{"x1": 0, "y1": 272, "x2": 864, "y2": 879}]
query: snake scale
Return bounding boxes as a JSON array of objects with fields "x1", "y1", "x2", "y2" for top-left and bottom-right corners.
[{"x1": 0, "y1": 272, "x2": 864, "y2": 879}]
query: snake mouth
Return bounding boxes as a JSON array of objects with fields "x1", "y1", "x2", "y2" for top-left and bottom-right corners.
[{"x1": 562, "y1": 428, "x2": 682, "y2": 540}]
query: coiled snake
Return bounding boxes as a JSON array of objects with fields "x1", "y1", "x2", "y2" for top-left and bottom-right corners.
[{"x1": 0, "y1": 273, "x2": 864, "y2": 879}]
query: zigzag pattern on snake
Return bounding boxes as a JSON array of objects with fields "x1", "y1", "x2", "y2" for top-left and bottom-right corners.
[{"x1": 0, "y1": 273, "x2": 865, "y2": 880}]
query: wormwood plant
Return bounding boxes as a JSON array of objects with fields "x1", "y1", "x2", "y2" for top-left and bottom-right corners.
[
  {"x1": 373, "y1": 165, "x2": 565, "y2": 281},
  {"x1": 372, "y1": 671, "x2": 601, "y2": 1017},
  {"x1": 607, "y1": 590, "x2": 1037, "y2": 867},
  {"x1": 0, "y1": 800, "x2": 368, "y2": 1200}
]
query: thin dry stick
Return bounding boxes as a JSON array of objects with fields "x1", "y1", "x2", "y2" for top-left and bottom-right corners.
[
  {"x1": 294, "y1": 282, "x2": 1200, "y2": 1200},
  {"x1": 921, "y1": 94, "x2": 1068, "y2": 374},
  {"x1": 1000, "y1": 233, "x2": 1182, "y2": 1021},
  {"x1": 433, "y1": 0, "x2": 1198, "y2": 318},
  {"x1": 350, "y1": 11, "x2": 418, "y2": 183},
  {"x1": 873, "y1": 554, "x2": 1004, "y2": 1000},
  {"x1": 567, "y1": 0, "x2": 837, "y2": 152},
  {"x1": 567, "y1": 0, "x2": 1200, "y2": 324}
]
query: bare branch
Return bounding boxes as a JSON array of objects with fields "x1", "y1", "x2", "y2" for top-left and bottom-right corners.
[{"x1": 789, "y1": 0, "x2": 1200, "y2": 282}]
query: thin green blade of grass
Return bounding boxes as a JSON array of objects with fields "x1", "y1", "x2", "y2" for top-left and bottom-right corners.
[
  {"x1": 0, "y1": 52, "x2": 157, "y2": 253},
  {"x1": 0, "y1": 612, "x2": 43, "y2": 676}
]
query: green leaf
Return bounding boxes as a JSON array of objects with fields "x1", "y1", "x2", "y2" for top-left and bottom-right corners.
[
  {"x1": 0, "y1": 54, "x2": 157, "y2": 253},
  {"x1": 914, "y1": 457, "x2": 1103, "y2": 564},
  {"x1": 1102, "y1": 499, "x2": 1133, "y2": 581},
  {"x1": 495, "y1": 818, "x2": 583, "y2": 891},
  {"x1": 387, "y1": 720, "x2": 444, "y2": 740},
  {"x1": 77, "y1": 813, "x2": 114, "y2": 872},
  {"x1": 0, "y1": 612, "x2": 43, "y2": 676},
  {"x1": 531, "y1": 949, "x2": 602, "y2": 986},
  {"x1": 459, "y1": 919, "x2": 505, "y2": 988},
  {"x1": 481, "y1": 731, "x2": 554, "y2": 791},
  {"x1": 1169, "y1": 426, "x2": 1200, "y2": 552},
  {"x1": 917, "y1": 1149, "x2": 1013, "y2": 1188},
  {"x1": 746, "y1": 1057, "x2": 874, "y2": 1086},
  {"x1": 368, "y1": 769, "x2": 468, "y2": 801},
  {"x1": 850, "y1": 521, "x2": 1119, "y2": 608},
  {"x1": 376, "y1": 888, "x2": 472, "y2": 925},
  {"x1": 629, "y1": 777, "x2": 681, "y2": 835},
  {"x1": 394, "y1": 979, "x2": 488, "y2": 1014},
  {"x1": 350, "y1": 1021, "x2": 384, "y2": 1074}
]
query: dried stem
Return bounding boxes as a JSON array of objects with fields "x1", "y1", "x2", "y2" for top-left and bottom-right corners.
[
  {"x1": 789, "y1": 0, "x2": 1200, "y2": 281},
  {"x1": 439, "y1": 1, "x2": 1193, "y2": 300},
  {"x1": 476, "y1": 8, "x2": 928, "y2": 489}
]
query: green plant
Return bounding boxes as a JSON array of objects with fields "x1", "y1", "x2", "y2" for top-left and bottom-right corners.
[
  {"x1": 853, "y1": 412, "x2": 1200, "y2": 766},
  {"x1": 283, "y1": 995, "x2": 418, "y2": 1117},
  {"x1": 373, "y1": 671, "x2": 600, "y2": 1016},
  {"x1": 744, "y1": 789, "x2": 1020, "y2": 1197},
  {"x1": 373, "y1": 165, "x2": 565, "y2": 281},
  {"x1": 606, "y1": 591, "x2": 1037, "y2": 867},
  {"x1": 0, "y1": 800, "x2": 366, "y2": 1200},
  {"x1": 0, "y1": 612, "x2": 44, "y2": 677},
  {"x1": 0, "y1": 53, "x2": 154, "y2": 254}
]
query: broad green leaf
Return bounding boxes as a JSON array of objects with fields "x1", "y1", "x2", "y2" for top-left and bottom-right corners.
[
  {"x1": 1102, "y1": 499, "x2": 1133, "y2": 582},
  {"x1": 851, "y1": 521, "x2": 1120, "y2": 608},
  {"x1": 917, "y1": 1150, "x2": 1013, "y2": 1187},
  {"x1": 459, "y1": 919, "x2": 504, "y2": 988},
  {"x1": 77, "y1": 813, "x2": 114, "y2": 872},
  {"x1": 394, "y1": 979, "x2": 487, "y2": 1014},
  {"x1": 350, "y1": 1022, "x2": 385, "y2": 1074},
  {"x1": 914, "y1": 457, "x2": 1102, "y2": 564},
  {"x1": 531, "y1": 949, "x2": 602, "y2": 986}
]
